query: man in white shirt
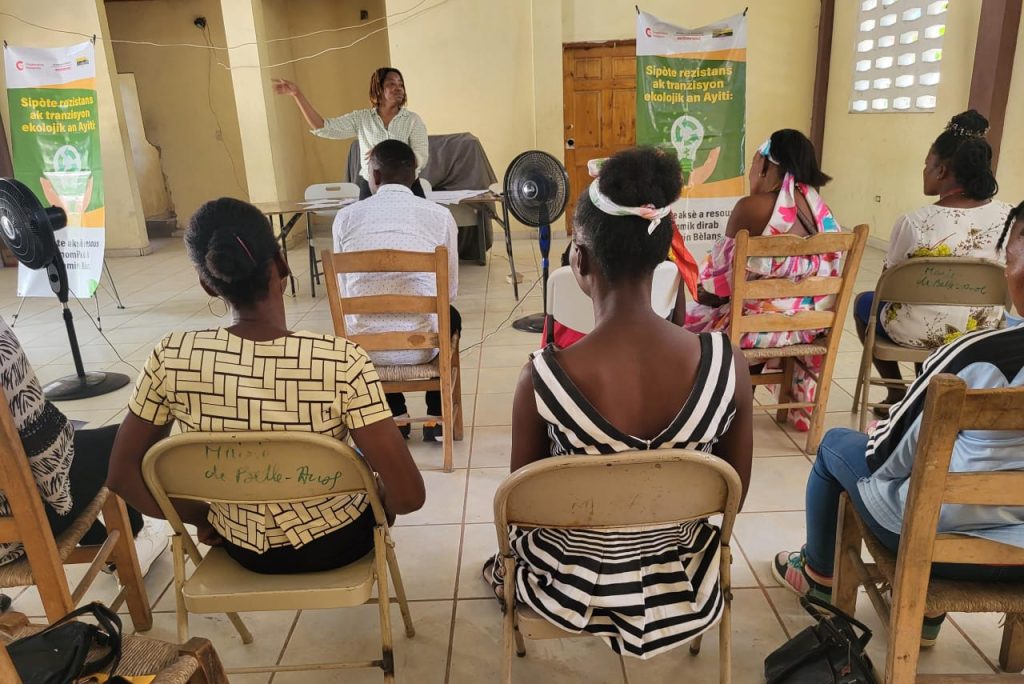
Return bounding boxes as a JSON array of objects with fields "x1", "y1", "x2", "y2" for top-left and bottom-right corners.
[{"x1": 333, "y1": 140, "x2": 460, "y2": 441}]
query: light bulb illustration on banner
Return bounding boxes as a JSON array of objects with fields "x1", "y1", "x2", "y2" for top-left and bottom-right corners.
[
  {"x1": 42, "y1": 144, "x2": 91, "y2": 228},
  {"x1": 670, "y1": 114, "x2": 704, "y2": 177}
]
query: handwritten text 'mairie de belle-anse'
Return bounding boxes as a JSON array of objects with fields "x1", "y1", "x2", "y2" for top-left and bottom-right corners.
[{"x1": 202, "y1": 445, "x2": 344, "y2": 489}]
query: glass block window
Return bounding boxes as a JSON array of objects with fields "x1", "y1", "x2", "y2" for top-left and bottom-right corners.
[{"x1": 850, "y1": 0, "x2": 948, "y2": 113}]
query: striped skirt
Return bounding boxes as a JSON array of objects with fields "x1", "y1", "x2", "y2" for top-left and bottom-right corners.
[{"x1": 493, "y1": 519, "x2": 724, "y2": 659}]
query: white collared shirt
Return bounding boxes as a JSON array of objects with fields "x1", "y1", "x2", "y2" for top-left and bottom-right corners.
[
  {"x1": 332, "y1": 184, "x2": 459, "y2": 367},
  {"x1": 313, "y1": 107, "x2": 428, "y2": 181}
]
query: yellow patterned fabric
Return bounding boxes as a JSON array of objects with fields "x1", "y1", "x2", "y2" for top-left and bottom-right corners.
[{"x1": 129, "y1": 329, "x2": 392, "y2": 552}]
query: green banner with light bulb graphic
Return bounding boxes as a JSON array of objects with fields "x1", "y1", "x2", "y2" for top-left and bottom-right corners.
[
  {"x1": 637, "y1": 11, "x2": 746, "y2": 260},
  {"x1": 3, "y1": 41, "x2": 105, "y2": 298}
]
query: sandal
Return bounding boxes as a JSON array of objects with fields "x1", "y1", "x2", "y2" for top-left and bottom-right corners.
[{"x1": 481, "y1": 555, "x2": 505, "y2": 603}]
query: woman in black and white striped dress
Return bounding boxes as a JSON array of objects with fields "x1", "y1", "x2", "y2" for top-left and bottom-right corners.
[{"x1": 489, "y1": 147, "x2": 753, "y2": 659}]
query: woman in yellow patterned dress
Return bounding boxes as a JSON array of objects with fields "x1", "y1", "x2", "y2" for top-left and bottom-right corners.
[
  {"x1": 854, "y1": 111, "x2": 1012, "y2": 410},
  {"x1": 106, "y1": 198, "x2": 425, "y2": 574}
]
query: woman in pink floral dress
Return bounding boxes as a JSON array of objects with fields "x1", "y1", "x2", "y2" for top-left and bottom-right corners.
[{"x1": 685, "y1": 129, "x2": 841, "y2": 431}]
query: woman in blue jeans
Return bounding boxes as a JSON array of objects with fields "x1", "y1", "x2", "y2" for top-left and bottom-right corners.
[{"x1": 774, "y1": 200, "x2": 1024, "y2": 646}]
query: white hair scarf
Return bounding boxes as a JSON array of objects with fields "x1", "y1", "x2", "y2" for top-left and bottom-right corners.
[{"x1": 588, "y1": 180, "x2": 672, "y2": 235}]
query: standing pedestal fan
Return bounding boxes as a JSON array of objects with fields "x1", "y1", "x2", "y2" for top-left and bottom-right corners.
[
  {"x1": 505, "y1": 151, "x2": 570, "y2": 333},
  {"x1": 0, "y1": 178, "x2": 130, "y2": 400}
]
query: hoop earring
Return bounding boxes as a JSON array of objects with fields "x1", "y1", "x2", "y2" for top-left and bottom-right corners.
[{"x1": 208, "y1": 297, "x2": 228, "y2": 318}]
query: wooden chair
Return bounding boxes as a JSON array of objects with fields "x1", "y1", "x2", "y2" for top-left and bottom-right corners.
[
  {"x1": 728, "y1": 224, "x2": 869, "y2": 454},
  {"x1": 833, "y1": 374, "x2": 1024, "y2": 683},
  {"x1": 322, "y1": 246, "x2": 463, "y2": 472},
  {"x1": 493, "y1": 450, "x2": 743, "y2": 683},
  {"x1": 1, "y1": 609, "x2": 229, "y2": 683},
  {"x1": 0, "y1": 387, "x2": 152, "y2": 630},
  {"x1": 852, "y1": 257, "x2": 1008, "y2": 430},
  {"x1": 142, "y1": 431, "x2": 415, "y2": 682}
]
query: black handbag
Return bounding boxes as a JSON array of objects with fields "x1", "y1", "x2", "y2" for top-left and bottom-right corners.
[
  {"x1": 764, "y1": 595, "x2": 878, "y2": 684},
  {"x1": 7, "y1": 602, "x2": 123, "y2": 684}
]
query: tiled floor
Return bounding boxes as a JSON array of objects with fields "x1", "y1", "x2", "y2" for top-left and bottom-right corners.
[{"x1": 0, "y1": 226, "x2": 1011, "y2": 681}]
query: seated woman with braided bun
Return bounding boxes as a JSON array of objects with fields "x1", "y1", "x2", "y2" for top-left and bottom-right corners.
[
  {"x1": 106, "y1": 198, "x2": 424, "y2": 574},
  {"x1": 854, "y1": 110, "x2": 1013, "y2": 410},
  {"x1": 488, "y1": 147, "x2": 753, "y2": 659}
]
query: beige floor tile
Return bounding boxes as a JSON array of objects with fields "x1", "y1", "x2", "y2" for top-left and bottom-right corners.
[
  {"x1": 274, "y1": 601, "x2": 451, "y2": 684},
  {"x1": 768, "y1": 587, "x2": 996, "y2": 675},
  {"x1": 387, "y1": 524, "x2": 461, "y2": 601},
  {"x1": 476, "y1": 365, "x2": 526, "y2": 394},
  {"x1": 742, "y1": 457, "x2": 811, "y2": 513},
  {"x1": 465, "y1": 468, "x2": 507, "y2": 524},
  {"x1": 142, "y1": 609, "x2": 296, "y2": 671},
  {"x1": 947, "y1": 611, "x2": 1009, "y2": 672},
  {"x1": 448, "y1": 598, "x2": 624, "y2": 683},
  {"x1": 408, "y1": 428, "x2": 473, "y2": 471},
  {"x1": 751, "y1": 415, "x2": 803, "y2": 457},
  {"x1": 469, "y1": 425, "x2": 512, "y2": 469},
  {"x1": 395, "y1": 469, "x2": 468, "y2": 527},
  {"x1": 458, "y1": 523, "x2": 499, "y2": 600},
  {"x1": 478, "y1": 346, "x2": 534, "y2": 369},
  {"x1": 733, "y1": 511, "x2": 807, "y2": 586},
  {"x1": 473, "y1": 392, "x2": 514, "y2": 427}
]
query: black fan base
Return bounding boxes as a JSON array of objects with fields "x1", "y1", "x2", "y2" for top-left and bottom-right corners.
[
  {"x1": 512, "y1": 313, "x2": 546, "y2": 334},
  {"x1": 43, "y1": 371, "x2": 131, "y2": 401}
]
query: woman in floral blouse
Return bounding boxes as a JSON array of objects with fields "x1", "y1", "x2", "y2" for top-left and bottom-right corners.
[{"x1": 854, "y1": 111, "x2": 1012, "y2": 409}]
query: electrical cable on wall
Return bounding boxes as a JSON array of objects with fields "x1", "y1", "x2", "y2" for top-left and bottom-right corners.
[
  {"x1": 0, "y1": 0, "x2": 445, "y2": 70},
  {"x1": 201, "y1": 25, "x2": 247, "y2": 194}
]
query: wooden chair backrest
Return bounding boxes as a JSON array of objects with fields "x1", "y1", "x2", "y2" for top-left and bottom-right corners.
[
  {"x1": 141, "y1": 431, "x2": 388, "y2": 530},
  {"x1": 873, "y1": 257, "x2": 1009, "y2": 309},
  {"x1": 0, "y1": 386, "x2": 70, "y2": 607},
  {"x1": 493, "y1": 450, "x2": 743, "y2": 558},
  {"x1": 899, "y1": 374, "x2": 1024, "y2": 570},
  {"x1": 728, "y1": 224, "x2": 869, "y2": 340},
  {"x1": 321, "y1": 247, "x2": 452, "y2": 358}
]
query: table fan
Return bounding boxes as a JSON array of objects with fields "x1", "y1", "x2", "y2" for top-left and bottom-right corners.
[
  {"x1": 0, "y1": 178, "x2": 130, "y2": 400},
  {"x1": 504, "y1": 151, "x2": 570, "y2": 333}
]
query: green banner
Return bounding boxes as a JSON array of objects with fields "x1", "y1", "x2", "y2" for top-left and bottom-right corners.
[{"x1": 637, "y1": 11, "x2": 747, "y2": 258}]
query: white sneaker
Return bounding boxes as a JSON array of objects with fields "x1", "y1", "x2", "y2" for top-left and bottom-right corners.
[{"x1": 132, "y1": 517, "x2": 170, "y2": 577}]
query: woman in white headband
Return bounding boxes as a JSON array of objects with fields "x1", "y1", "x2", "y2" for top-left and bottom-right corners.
[
  {"x1": 483, "y1": 146, "x2": 753, "y2": 659},
  {"x1": 684, "y1": 128, "x2": 841, "y2": 434}
]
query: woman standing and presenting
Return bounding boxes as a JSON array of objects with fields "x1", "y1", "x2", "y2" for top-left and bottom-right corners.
[{"x1": 273, "y1": 67, "x2": 429, "y2": 199}]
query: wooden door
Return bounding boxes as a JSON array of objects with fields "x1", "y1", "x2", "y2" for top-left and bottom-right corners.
[{"x1": 562, "y1": 41, "x2": 637, "y2": 233}]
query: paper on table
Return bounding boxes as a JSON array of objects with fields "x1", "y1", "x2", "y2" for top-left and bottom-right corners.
[
  {"x1": 425, "y1": 190, "x2": 488, "y2": 205},
  {"x1": 298, "y1": 199, "x2": 356, "y2": 207}
]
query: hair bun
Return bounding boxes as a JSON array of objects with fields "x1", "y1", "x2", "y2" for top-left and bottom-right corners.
[
  {"x1": 204, "y1": 231, "x2": 258, "y2": 284},
  {"x1": 946, "y1": 110, "x2": 989, "y2": 138},
  {"x1": 598, "y1": 147, "x2": 682, "y2": 210}
]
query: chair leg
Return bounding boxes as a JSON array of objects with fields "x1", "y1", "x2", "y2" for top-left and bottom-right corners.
[
  {"x1": 102, "y1": 493, "x2": 153, "y2": 632},
  {"x1": 440, "y1": 370, "x2": 456, "y2": 474},
  {"x1": 832, "y1": 495, "x2": 862, "y2": 616},
  {"x1": 775, "y1": 358, "x2": 795, "y2": 425},
  {"x1": 375, "y1": 528, "x2": 396, "y2": 684},
  {"x1": 452, "y1": 345, "x2": 465, "y2": 442},
  {"x1": 179, "y1": 637, "x2": 230, "y2": 684},
  {"x1": 386, "y1": 540, "x2": 415, "y2": 638},
  {"x1": 999, "y1": 613, "x2": 1024, "y2": 673},
  {"x1": 884, "y1": 570, "x2": 928, "y2": 683},
  {"x1": 172, "y1": 535, "x2": 190, "y2": 644},
  {"x1": 502, "y1": 605, "x2": 516, "y2": 684},
  {"x1": 719, "y1": 595, "x2": 732, "y2": 684}
]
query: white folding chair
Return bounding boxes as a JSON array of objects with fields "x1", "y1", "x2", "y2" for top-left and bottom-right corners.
[
  {"x1": 305, "y1": 182, "x2": 360, "y2": 296},
  {"x1": 544, "y1": 261, "x2": 680, "y2": 342}
]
